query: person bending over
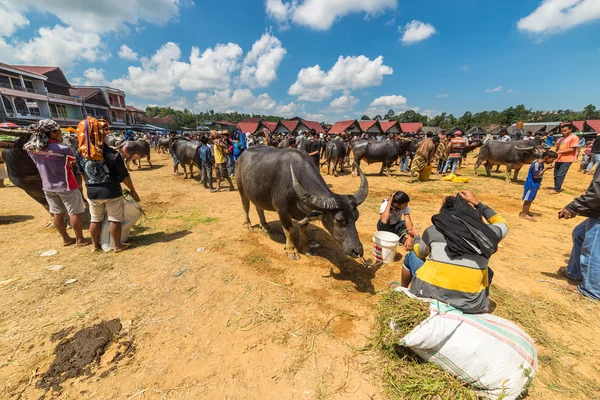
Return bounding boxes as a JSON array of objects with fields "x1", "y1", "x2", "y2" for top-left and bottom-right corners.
[
  {"x1": 401, "y1": 190, "x2": 509, "y2": 314},
  {"x1": 378, "y1": 191, "x2": 418, "y2": 251}
]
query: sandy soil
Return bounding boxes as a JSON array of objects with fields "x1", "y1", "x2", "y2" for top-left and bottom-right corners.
[{"x1": 1, "y1": 152, "x2": 599, "y2": 400}]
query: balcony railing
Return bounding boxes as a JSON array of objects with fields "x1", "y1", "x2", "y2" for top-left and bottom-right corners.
[
  {"x1": 47, "y1": 92, "x2": 82, "y2": 104},
  {"x1": 0, "y1": 82, "x2": 47, "y2": 95}
]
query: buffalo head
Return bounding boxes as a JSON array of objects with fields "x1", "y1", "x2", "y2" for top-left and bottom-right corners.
[{"x1": 290, "y1": 164, "x2": 368, "y2": 257}]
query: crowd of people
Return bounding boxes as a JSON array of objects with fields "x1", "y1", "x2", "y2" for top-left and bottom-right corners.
[{"x1": 8, "y1": 116, "x2": 600, "y2": 307}]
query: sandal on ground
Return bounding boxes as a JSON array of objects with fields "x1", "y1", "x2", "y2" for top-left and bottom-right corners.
[{"x1": 63, "y1": 238, "x2": 76, "y2": 247}]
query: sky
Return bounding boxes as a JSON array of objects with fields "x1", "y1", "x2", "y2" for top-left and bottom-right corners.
[{"x1": 1, "y1": 0, "x2": 599, "y2": 123}]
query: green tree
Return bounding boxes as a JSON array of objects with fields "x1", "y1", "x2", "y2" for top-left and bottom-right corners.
[
  {"x1": 583, "y1": 104, "x2": 598, "y2": 120},
  {"x1": 384, "y1": 109, "x2": 395, "y2": 120},
  {"x1": 360, "y1": 115, "x2": 371, "y2": 120}
]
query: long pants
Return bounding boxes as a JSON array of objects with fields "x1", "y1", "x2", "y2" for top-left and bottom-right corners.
[
  {"x1": 586, "y1": 153, "x2": 600, "y2": 173},
  {"x1": 226, "y1": 154, "x2": 235, "y2": 175},
  {"x1": 566, "y1": 218, "x2": 600, "y2": 300},
  {"x1": 443, "y1": 157, "x2": 461, "y2": 175},
  {"x1": 201, "y1": 162, "x2": 213, "y2": 189},
  {"x1": 400, "y1": 156, "x2": 409, "y2": 172},
  {"x1": 553, "y1": 162, "x2": 572, "y2": 191},
  {"x1": 437, "y1": 159, "x2": 447, "y2": 174}
]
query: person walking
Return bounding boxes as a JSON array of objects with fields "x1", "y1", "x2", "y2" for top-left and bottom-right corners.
[
  {"x1": 558, "y1": 163, "x2": 600, "y2": 300},
  {"x1": 586, "y1": 133, "x2": 600, "y2": 175},
  {"x1": 442, "y1": 131, "x2": 467, "y2": 175},
  {"x1": 25, "y1": 119, "x2": 89, "y2": 247},
  {"x1": 75, "y1": 117, "x2": 140, "y2": 253},
  {"x1": 212, "y1": 131, "x2": 235, "y2": 192},
  {"x1": 168, "y1": 130, "x2": 180, "y2": 175},
  {"x1": 520, "y1": 151, "x2": 557, "y2": 221},
  {"x1": 198, "y1": 136, "x2": 214, "y2": 190},
  {"x1": 550, "y1": 123, "x2": 579, "y2": 194}
]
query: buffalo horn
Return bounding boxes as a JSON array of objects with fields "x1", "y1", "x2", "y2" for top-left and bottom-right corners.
[
  {"x1": 515, "y1": 146, "x2": 534, "y2": 151},
  {"x1": 351, "y1": 163, "x2": 369, "y2": 205},
  {"x1": 290, "y1": 167, "x2": 339, "y2": 211}
]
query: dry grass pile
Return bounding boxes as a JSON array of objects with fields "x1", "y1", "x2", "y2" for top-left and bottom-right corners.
[{"x1": 374, "y1": 290, "x2": 477, "y2": 400}]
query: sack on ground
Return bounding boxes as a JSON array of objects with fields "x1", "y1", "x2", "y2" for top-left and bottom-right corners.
[
  {"x1": 419, "y1": 165, "x2": 432, "y2": 181},
  {"x1": 395, "y1": 289, "x2": 537, "y2": 400},
  {"x1": 100, "y1": 198, "x2": 142, "y2": 252}
]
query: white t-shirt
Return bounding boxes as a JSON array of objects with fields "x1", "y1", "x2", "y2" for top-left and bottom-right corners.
[{"x1": 380, "y1": 199, "x2": 410, "y2": 225}]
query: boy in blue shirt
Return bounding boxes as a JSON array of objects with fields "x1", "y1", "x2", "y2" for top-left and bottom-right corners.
[{"x1": 520, "y1": 150, "x2": 558, "y2": 221}]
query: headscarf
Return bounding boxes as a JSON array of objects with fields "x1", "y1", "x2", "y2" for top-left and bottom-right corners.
[
  {"x1": 24, "y1": 119, "x2": 60, "y2": 152},
  {"x1": 76, "y1": 117, "x2": 109, "y2": 161}
]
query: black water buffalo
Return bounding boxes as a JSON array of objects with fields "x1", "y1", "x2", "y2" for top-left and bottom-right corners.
[
  {"x1": 351, "y1": 139, "x2": 411, "y2": 177},
  {"x1": 105, "y1": 135, "x2": 123, "y2": 147},
  {"x1": 156, "y1": 137, "x2": 170, "y2": 153},
  {"x1": 116, "y1": 140, "x2": 152, "y2": 170},
  {"x1": 174, "y1": 138, "x2": 201, "y2": 179},
  {"x1": 235, "y1": 146, "x2": 368, "y2": 261},
  {"x1": 474, "y1": 140, "x2": 544, "y2": 183},
  {"x1": 321, "y1": 140, "x2": 347, "y2": 176}
]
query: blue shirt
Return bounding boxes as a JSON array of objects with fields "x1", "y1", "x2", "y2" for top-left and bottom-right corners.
[
  {"x1": 198, "y1": 144, "x2": 213, "y2": 163},
  {"x1": 524, "y1": 160, "x2": 544, "y2": 191},
  {"x1": 546, "y1": 136, "x2": 555, "y2": 147}
]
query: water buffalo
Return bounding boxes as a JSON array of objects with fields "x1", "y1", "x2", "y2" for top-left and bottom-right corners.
[
  {"x1": 321, "y1": 140, "x2": 347, "y2": 176},
  {"x1": 116, "y1": 140, "x2": 152, "y2": 170},
  {"x1": 474, "y1": 140, "x2": 544, "y2": 183},
  {"x1": 105, "y1": 135, "x2": 123, "y2": 147},
  {"x1": 174, "y1": 138, "x2": 201, "y2": 179},
  {"x1": 156, "y1": 137, "x2": 170, "y2": 153},
  {"x1": 351, "y1": 139, "x2": 411, "y2": 177},
  {"x1": 235, "y1": 146, "x2": 368, "y2": 261}
]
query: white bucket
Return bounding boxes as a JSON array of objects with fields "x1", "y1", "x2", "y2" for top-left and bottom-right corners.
[{"x1": 373, "y1": 231, "x2": 400, "y2": 264}]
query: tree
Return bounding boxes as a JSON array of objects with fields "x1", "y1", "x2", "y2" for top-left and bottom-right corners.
[
  {"x1": 583, "y1": 104, "x2": 598, "y2": 120},
  {"x1": 374, "y1": 114, "x2": 382, "y2": 120},
  {"x1": 384, "y1": 109, "x2": 395, "y2": 120},
  {"x1": 360, "y1": 115, "x2": 371, "y2": 120}
]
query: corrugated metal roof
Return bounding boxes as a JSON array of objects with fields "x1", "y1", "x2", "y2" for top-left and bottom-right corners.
[{"x1": 571, "y1": 121, "x2": 585, "y2": 131}]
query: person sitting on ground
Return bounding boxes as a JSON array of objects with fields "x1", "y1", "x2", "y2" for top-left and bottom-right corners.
[
  {"x1": 25, "y1": 119, "x2": 89, "y2": 247},
  {"x1": 558, "y1": 161, "x2": 600, "y2": 300},
  {"x1": 400, "y1": 190, "x2": 509, "y2": 314},
  {"x1": 520, "y1": 150, "x2": 558, "y2": 221},
  {"x1": 378, "y1": 191, "x2": 418, "y2": 251},
  {"x1": 75, "y1": 117, "x2": 140, "y2": 253},
  {"x1": 409, "y1": 132, "x2": 437, "y2": 183}
]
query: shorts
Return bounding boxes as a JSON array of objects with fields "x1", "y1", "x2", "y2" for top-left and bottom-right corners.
[
  {"x1": 522, "y1": 189, "x2": 538, "y2": 202},
  {"x1": 45, "y1": 189, "x2": 86, "y2": 215},
  {"x1": 88, "y1": 197, "x2": 124, "y2": 223},
  {"x1": 215, "y1": 163, "x2": 228, "y2": 179}
]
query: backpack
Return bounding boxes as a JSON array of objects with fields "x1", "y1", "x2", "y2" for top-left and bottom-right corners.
[
  {"x1": 77, "y1": 117, "x2": 108, "y2": 161},
  {"x1": 76, "y1": 153, "x2": 112, "y2": 185}
]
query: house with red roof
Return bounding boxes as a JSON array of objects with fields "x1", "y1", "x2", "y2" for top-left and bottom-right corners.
[
  {"x1": 125, "y1": 105, "x2": 145, "y2": 125},
  {"x1": 69, "y1": 87, "x2": 110, "y2": 121},
  {"x1": 584, "y1": 120, "x2": 600, "y2": 133},
  {"x1": 236, "y1": 118, "x2": 263, "y2": 133},
  {"x1": 328, "y1": 120, "x2": 362, "y2": 135},
  {"x1": 399, "y1": 122, "x2": 423, "y2": 133},
  {"x1": 358, "y1": 120, "x2": 383, "y2": 136},
  {"x1": 0, "y1": 63, "x2": 51, "y2": 124},
  {"x1": 379, "y1": 120, "x2": 401, "y2": 134}
]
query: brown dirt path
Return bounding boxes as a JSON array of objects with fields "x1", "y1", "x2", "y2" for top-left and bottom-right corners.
[{"x1": 0, "y1": 152, "x2": 599, "y2": 399}]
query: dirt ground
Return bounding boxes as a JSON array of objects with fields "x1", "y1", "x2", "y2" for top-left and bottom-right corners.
[{"x1": 1, "y1": 151, "x2": 599, "y2": 399}]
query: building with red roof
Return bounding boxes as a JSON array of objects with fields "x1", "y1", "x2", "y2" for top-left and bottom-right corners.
[
  {"x1": 570, "y1": 121, "x2": 585, "y2": 132},
  {"x1": 299, "y1": 119, "x2": 325, "y2": 134},
  {"x1": 328, "y1": 120, "x2": 362, "y2": 135},
  {"x1": 399, "y1": 122, "x2": 423, "y2": 133},
  {"x1": 358, "y1": 120, "x2": 382, "y2": 136},
  {"x1": 262, "y1": 121, "x2": 278, "y2": 132},
  {"x1": 379, "y1": 120, "x2": 401, "y2": 134},
  {"x1": 125, "y1": 105, "x2": 145, "y2": 125},
  {"x1": 584, "y1": 120, "x2": 600, "y2": 133}
]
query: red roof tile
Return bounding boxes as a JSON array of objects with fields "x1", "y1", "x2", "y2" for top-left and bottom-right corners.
[
  {"x1": 237, "y1": 122, "x2": 260, "y2": 133},
  {"x1": 0, "y1": 62, "x2": 47, "y2": 79},
  {"x1": 301, "y1": 119, "x2": 325, "y2": 134},
  {"x1": 379, "y1": 121, "x2": 400, "y2": 133},
  {"x1": 125, "y1": 105, "x2": 145, "y2": 113},
  {"x1": 359, "y1": 120, "x2": 379, "y2": 132},
  {"x1": 262, "y1": 121, "x2": 278, "y2": 132},
  {"x1": 399, "y1": 122, "x2": 423, "y2": 133},
  {"x1": 14, "y1": 65, "x2": 58, "y2": 75},
  {"x1": 328, "y1": 120, "x2": 359, "y2": 134},
  {"x1": 280, "y1": 120, "x2": 299, "y2": 132},
  {"x1": 585, "y1": 120, "x2": 600, "y2": 133}
]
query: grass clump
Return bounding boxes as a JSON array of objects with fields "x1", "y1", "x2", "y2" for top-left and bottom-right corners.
[{"x1": 374, "y1": 290, "x2": 477, "y2": 400}]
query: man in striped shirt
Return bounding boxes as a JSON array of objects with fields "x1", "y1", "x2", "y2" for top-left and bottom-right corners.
[{"x1": 442, "y1": 131, "x2": 468, "y2": 175}]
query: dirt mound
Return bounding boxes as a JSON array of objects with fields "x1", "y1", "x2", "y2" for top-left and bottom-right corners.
[{"x1": 37, "y1": 319, "x2": 122, "y2": 392}]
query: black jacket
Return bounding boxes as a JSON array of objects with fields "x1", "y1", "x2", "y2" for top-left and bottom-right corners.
[
  {"x1": 566, "y1": 166, "x2": 600, "y2": 219},
  {"x1": 591, "y1": 136, "x2": 600, "y2": 154}
]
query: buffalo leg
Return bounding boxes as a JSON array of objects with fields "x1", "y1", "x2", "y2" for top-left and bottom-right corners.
[
  {"x1": 513, "y1": 167, "x2": 522, "y2": 182},
  {"x1": 256, "y1": 208, "x2": 269, "y2": 232},
  {"x1": 505, "y1": 164, "x2": 512, "y2": 183},
  {"x1": 182, "y1": 163, "x2": 188, "y2": 179},
  {"x1": 189, "y1": 163, "x2": 194, "y2": 179},
  {"x1": 240, "y1": 193, "x2": 251, "y2": 230},
  {"x1": 298, "y1": 222, "x2": 311, "y2": 255},
  {"x1": 352, "y1": 158, "x2": 360, "y2": 177},
  {"x1": 125, "y1": 157, "x2": 132, "y2": 171},
  {"x1": 146, "y1": 153, "x2": 152, "y2": 168},
  {"x1": 484, "y1": 162, "x2": 492, "y2": 177},
  {"x1": 278, "y1": 212, "x2": 299, "y2": 260},
  {"x1": 379, "y1": 163, "x2": 385, "y2": 176},
  {"x1": 474, "y1": 157, "x2": 483, "y2": 175}
]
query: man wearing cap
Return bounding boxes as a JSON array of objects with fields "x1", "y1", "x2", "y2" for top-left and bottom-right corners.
[
  {"x1": 25, "y1": 119, "x2": 89, "y2": 247},
  {"x1": 212, "y1": 131, "x2": 235, "y2": 192},
  {"x1": 498, "y1": 128, "x2": 511, "y2": 142},
  {"x1": 442, "y1": 131, "x2": 467, "y2": 175}
]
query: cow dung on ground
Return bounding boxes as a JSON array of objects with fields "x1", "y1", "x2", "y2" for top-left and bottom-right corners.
[{"x1": 37, "y1": 319, "x2": 126, "y2": 392}]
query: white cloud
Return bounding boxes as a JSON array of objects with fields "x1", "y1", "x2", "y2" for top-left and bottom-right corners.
[
  {"x1": 83, "y1": 68, "x2": 107, "y2": 86},
  {"x1": 460, "y1": 65, "x2": 470, "y2": 72},
  {"x1": 289, "y1": 55, "x2": 393, "y2": 101},
  {"x1": 118, "y1": 44, "x2": 139, "y2": 60},
  {"x1": 1, "y1": 0, "x2": 190, "y2": 34},
  {"x1": 266, "y1": 0, "x2": 397, "y2": 30},
  {"x1": 517, "y1": 0, "x2": 600, "y2": 35},
  {"x1": 436, "y1": 94, "x2": 449, "y2": 98},
  {"x1": 0, "y1": 25, "x2": 107, "y2": 68},
  {"x1": 369, "y1": 95, "x2": 407, "y2": 108},
  {"x1": 400, "y1": 20, "x2": 437, "y2": 45},
  {"x1": 240, "y1": 33, "x2": 287, "y2": 88},
  {"x1": 166, "y1": 98, "x2": 190, "y2": 110},
  {"x1": 486, "y1": 85, "x2": 503, "y2": 93},
  {"x1": 422, "y1": 109, "x2": 440, "y2": 117},
  {"x1": 329, "y1": 95, "x2": 359, "y2": 111},
  {"x1": 507, "y1": 89, "x2": 513, "y2": 94},
  {"x1": 195, "y1": 89, "x2": 296, "y2": 116},
  {"x1": 0, "y1": 4, "x2": 29, "y2": 36},
  {"x1": 305, "y1": 113, "x2": 325, "y2": 121},
  {"x1": 180, "y1": 43, "x2": 243, "y2": 90}
]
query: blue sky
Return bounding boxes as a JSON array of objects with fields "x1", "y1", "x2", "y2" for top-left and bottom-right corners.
[{"x1": 1, "y1": 0, "x2": 599, "y2": 122}]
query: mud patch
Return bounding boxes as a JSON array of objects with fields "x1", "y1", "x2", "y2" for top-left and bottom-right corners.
[{"x1": 37, "y1": 319, "x2": 123, "y2": 392}]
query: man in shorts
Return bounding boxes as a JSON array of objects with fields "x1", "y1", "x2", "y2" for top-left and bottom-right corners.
[
  {"x1": 212, "y1": 131, "x2": 235, "y2": 192},
  {"x1": 75, "y1": 117, "x2": 140, "y2": 252},
  {"x1": 26, "y1": 119, "x2": 89, "y2": 246}
]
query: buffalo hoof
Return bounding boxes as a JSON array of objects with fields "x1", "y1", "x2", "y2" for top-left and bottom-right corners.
[{"x1": 288, "y1": 252, "x2": 300, "y2": 261}]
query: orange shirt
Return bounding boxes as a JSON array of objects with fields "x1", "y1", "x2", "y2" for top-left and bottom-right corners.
[{"x1": 556, "y1": 134, "x2": 579, "y2": 163}]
